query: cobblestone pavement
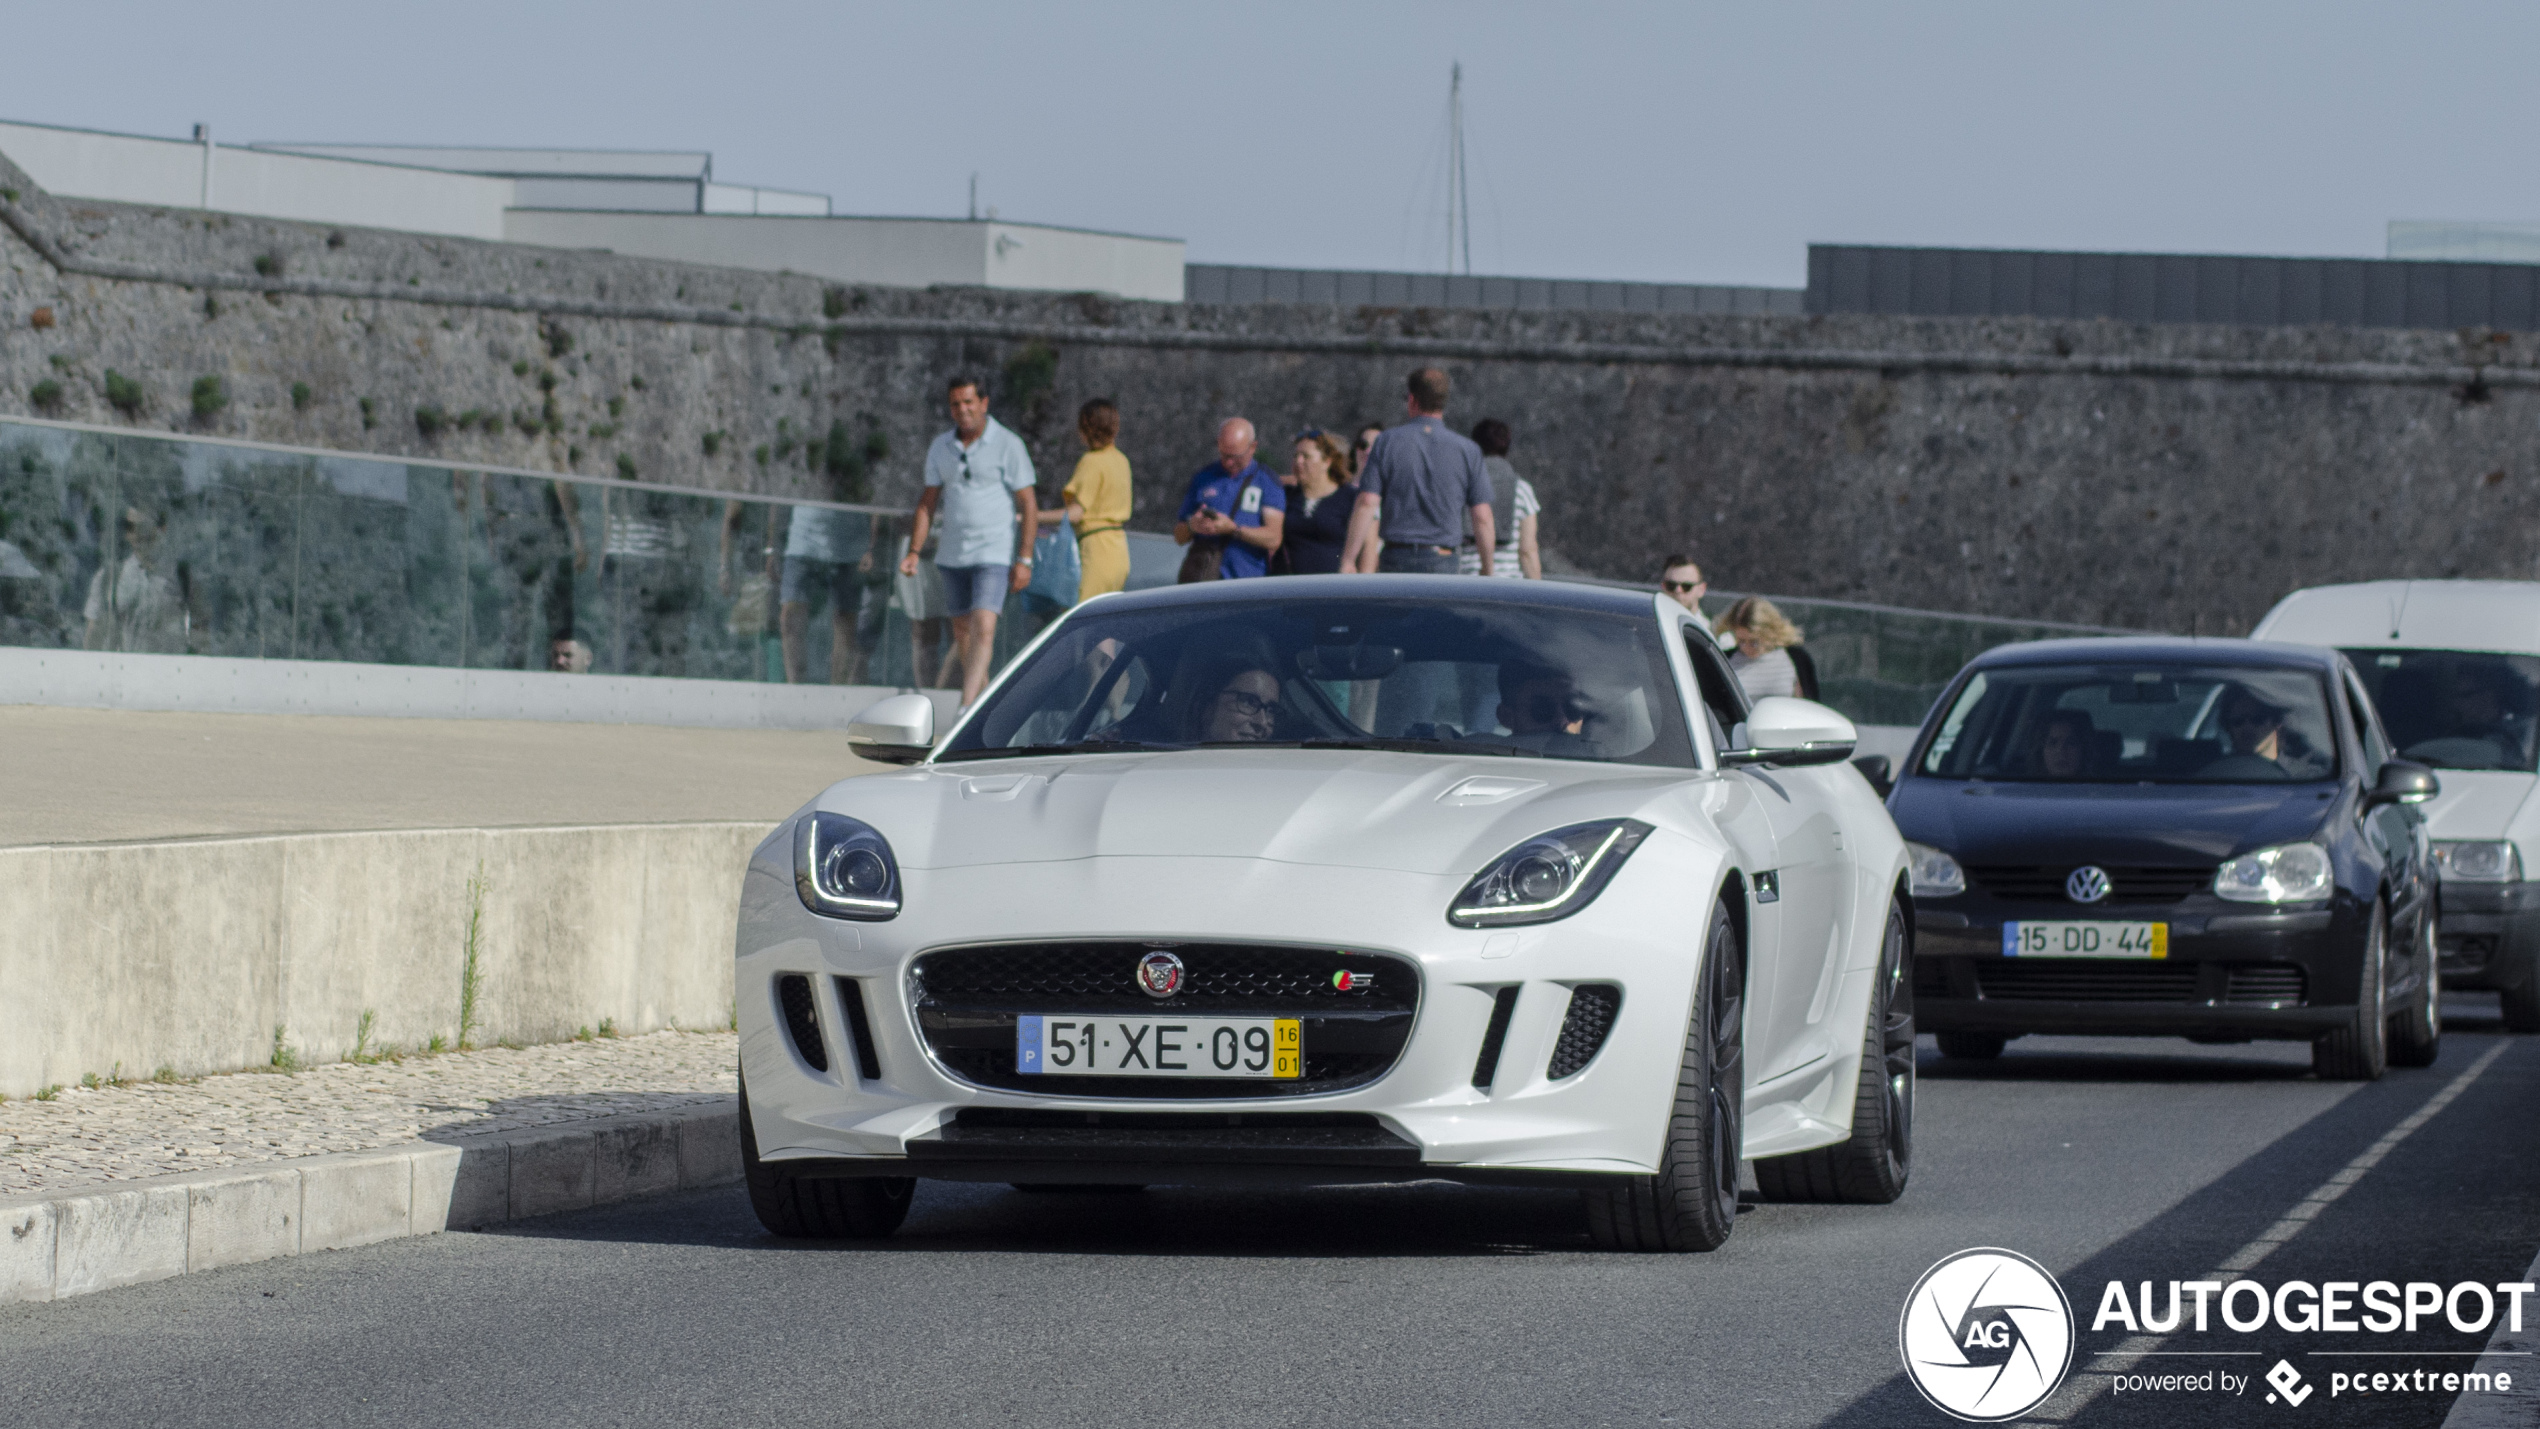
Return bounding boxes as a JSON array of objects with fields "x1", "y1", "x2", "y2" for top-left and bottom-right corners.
[{"x1": 0, "y1": 1031, "x2": 738, "y2": 1197}]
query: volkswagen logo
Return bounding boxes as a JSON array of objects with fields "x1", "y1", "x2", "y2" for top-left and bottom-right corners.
[
  {"x1": 1899, "y1": 1247, "x2": 2075, "y2": 1422},
  {"x1": 1135, "y1": 950, "x2": 1186, "y2": 999},
  {"x1": 2064, "y1": 866, "x2": 2112, "y2": 905}
]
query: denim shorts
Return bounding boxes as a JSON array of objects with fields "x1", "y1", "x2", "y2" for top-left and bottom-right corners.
[
  {"x1": 938, "y1": 562, "x2": 1010, "y2": 615},
  {"x1": 779, "y1": 556, "x2": 858, "y2": 609}
]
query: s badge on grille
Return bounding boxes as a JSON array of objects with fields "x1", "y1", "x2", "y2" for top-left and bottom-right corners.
[
  {"x1": 1136, "y1": 950, "x2": 1186, "y2": 999},
  {"x1": 2065, "y1": 865, "x2": 2113, "y2": 904},
  {"x1": 1332, "y1": 970, "x2": 1374, "y2": 993}
]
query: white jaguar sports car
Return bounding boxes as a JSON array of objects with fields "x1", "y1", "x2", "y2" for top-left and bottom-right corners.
[{"x1": 733, "y1": 575, "x2": 1916, "y2": 1251}]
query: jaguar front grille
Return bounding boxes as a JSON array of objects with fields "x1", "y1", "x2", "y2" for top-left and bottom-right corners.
[{"x1": 911, "y1": 941, "x2": 1418, "y2": 1100}]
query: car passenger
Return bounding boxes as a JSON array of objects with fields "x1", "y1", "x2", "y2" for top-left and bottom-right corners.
[
  {"x1": 1193, "y1": 662, "x2": 1283, "y2": 743},
  {"x1": 2032, "y1": 709, "x2": 2094, "y2": 777}
]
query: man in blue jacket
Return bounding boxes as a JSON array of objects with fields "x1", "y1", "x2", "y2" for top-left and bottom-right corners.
[{"x1": 1173, "y1": 417, "x2": 1285, "y2": 580}]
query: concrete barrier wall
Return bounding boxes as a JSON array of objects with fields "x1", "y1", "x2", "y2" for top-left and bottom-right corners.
[
  {"x1": 0, "y1": 647, "x2": 957, "y2": 730},
  {"x1": 0, "y1": 821, "x2": 767, "y2": 1099}
]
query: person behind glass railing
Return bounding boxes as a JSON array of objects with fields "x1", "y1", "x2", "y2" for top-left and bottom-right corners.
[
  {"x1": 1715, "y1": 596, "x2": 1805, "y2": 701},
  {"x1": 1041, "y1": 398, "x2": 1132, "y2": 602},
  {"x1": 1461, "y1": 418, "x2": 1540, "y2": 580},
  {"x1": 1274, "y1": 429, "x2": 1356, "y2": 576},
  {"x1": 82, "y1": 505, "x2": 190, "y2": 654}
]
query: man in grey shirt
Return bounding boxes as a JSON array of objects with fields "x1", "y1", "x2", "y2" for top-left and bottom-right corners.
[{"x1": 1341, "y1": 367, "x2": 1494, "y2": 575}]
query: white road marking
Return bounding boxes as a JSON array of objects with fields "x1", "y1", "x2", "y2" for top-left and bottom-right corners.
[{"x1": 2009, "y1": 1041, "x2": 2514, "y2": 1425}]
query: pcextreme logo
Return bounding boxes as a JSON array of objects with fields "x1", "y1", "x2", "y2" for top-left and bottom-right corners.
[{"x1": 1900, "y1": 1248, "x2": 2077, "y2": 1422}]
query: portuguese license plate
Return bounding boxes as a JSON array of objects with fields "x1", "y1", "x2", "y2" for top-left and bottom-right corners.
[
  {"x1": 1016, "y1": 1015, "x2": 1301, "y2": 1078},
  {"x1": 2003, "y1": 921, "x2": 2168, "y2": 958}
]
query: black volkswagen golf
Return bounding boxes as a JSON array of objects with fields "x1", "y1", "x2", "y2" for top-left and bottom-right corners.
[{"x1": 1890, "y1": 637, "x2": 2442, "y2": 1079}]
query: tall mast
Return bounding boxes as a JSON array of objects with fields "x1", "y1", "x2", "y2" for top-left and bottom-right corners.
[{"x1": 1448, "y1": 63, "x2": 1471, "y2": 276}]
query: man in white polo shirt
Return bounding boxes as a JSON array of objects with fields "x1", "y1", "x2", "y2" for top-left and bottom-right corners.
[{"x1": 899, "y1": 375, "x2": 1037, "y2": 709}]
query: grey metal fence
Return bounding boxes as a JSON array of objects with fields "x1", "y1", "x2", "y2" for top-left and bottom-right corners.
[
  {"x1": 1186, "y1": 264, "x2": 1802, "y2": 316},
  {"x1": 1807, "y1": 243, "x2": 2540, "y2": 332}
]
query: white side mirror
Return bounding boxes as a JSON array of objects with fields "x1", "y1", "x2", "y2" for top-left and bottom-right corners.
[
  {"x1": 1721, "y1": 696, "x2": 1857, "y2": 768},
  {"x1": 847, "y1": 693, "x2": 936, "y2": 765}
]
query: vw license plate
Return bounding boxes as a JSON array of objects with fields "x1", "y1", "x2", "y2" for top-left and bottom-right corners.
[
  {"x1": 1016, "y1": 1015, "x2": 1301, "y2": 1078},
  {"x1": 2003, "y1": 921, "x2": 2168, "y2": 959}
]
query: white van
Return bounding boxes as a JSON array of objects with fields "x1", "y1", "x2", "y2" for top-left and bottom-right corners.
[{"x1": 2252, "y1": 580, "x2": 2540, "y2": 1030}]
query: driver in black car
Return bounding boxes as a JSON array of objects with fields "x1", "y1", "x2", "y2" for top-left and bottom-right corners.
[{"x1": 2209, "y1": 684, "x2": 2323, "y2": 779}]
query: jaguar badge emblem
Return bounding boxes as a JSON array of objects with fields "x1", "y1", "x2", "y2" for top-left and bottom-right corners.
[
  {"x1": 1136, "y1": 950, "x2": 1186, "y2": 999},
  {"x1": 2065, "y1": 866, "x2": 2112, "y2": 905}
]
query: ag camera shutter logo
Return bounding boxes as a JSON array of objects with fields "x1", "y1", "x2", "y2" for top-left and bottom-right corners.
[{"x1": 1900, "y1": 1248, "x2": 2077, "y2": 1421}]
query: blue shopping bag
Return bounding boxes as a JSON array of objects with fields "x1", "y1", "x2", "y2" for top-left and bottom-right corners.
[{"x1": 1024, "y1": 516, "x2": 1080, "y2": 612}]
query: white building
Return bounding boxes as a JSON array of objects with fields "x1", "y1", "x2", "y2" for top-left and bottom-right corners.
[
  {"x1": 2387, "y1": 220, "x2": 2540, "y2": 264},
  {"x1": 0, "y1": 118, "x2": 1184, "y2": 302}
]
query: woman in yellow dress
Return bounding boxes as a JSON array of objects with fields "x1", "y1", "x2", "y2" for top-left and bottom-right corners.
[{"x1": 1048, "y1": 398, "x2": 1132, "y2": 601}]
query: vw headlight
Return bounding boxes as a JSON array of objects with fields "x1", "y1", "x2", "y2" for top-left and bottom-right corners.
[
  {"x1": 2213, "y1": 841, "x2": 2334, "y2": 904},
  {"x1": 794, "y1": 811, "x2": 901, "y2": 920},
  {"x1": 2433, "y1": 840, "x2": 2522, "y2": 883},
  {"x1": 1904, "y1": 841, "x2": 1966, "y2": 899},
  {"x1": 1449, "y1": 819, "x2": 1653, "y2": 927}
]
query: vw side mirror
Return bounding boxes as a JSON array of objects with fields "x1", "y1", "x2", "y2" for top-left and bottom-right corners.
[
  {"x1": 2366, "y1": 760, "x2": 2439, "y2": 809},
  {"x1": 1851, "y1": 753, "x2": 1894, "y2": 796},
  {"x1": 1720, "y1": 696, "x2": 1859, "y2": 769},
  {"x1": 848, "y1": 693, "x2": 936, "y2": 765}
]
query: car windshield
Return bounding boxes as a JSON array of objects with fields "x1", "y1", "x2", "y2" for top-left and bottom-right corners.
[
  {"x1": 1919, "y1": 663, "x2": 2339, "y2": 783},
  {"x1": 940, "y1": 596, "x2": 1698, "y2": 769},
  {"x1": 2346, "y1": 648, "x2": 2540, "y2": 772}
]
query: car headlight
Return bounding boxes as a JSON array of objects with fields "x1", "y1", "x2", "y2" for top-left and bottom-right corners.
[
  {"x1": 2213, "y1": 841, "x2": 2334, "y2": 904},
  {"x1": 1449, "y1": 819, "x2": 1653, "y2": 927},
  {"x1": 1904, "y1": 841, "x2": 1966, "y2": 899},
  {"x1": 2433, "y1": 840, "x2": 2523, "y2": 883},
  {"x1": 794, "y1": 812, "x2": 901, "y2": 920}
]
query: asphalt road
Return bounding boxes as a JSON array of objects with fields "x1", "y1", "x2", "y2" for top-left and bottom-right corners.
[{"x1": 6, "y1": 999, "x2": 2536, "y2": 1429}]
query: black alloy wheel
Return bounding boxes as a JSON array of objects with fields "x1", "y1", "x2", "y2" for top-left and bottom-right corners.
[
  {"x1": 2388, "y1": 910, "x2": 2443, "y2": 1069},
  {"x1": 1581, "y1": 898, "x2": 1744, "y2": 1251},
  {"x1": 740, "y1": 1074, "x2": 916, "y2": 1238},
  {"x1": 1935, "y1": 1032, "x2": 2007, "y2": 1060},
  {"x1": 2314, "y1": 904, "x2": 2391, "y2": 1081},
  {"x1": 1755, "y1": 897, "x2": 1915, "y2": 1204}
]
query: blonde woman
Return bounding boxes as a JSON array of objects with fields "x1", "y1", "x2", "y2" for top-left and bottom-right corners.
[
  {"x1": 1043, "y1": 398, "x2": 1132, "y2": 600},
  {"x1": 1715, "y1": 596, "x2": 1805, "y2": 700}
]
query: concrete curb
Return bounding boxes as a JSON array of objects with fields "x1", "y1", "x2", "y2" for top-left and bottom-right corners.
[{"x1": 0, "y1": 1098, "x2": 739, "y2": 1304}]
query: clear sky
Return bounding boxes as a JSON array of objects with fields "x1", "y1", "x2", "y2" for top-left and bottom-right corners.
[{"x1": 7, "y1": 1, "x2": 2532, "y2": 287}]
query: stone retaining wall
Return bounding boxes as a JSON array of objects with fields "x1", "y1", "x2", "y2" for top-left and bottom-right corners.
[{"x1": 7, "y1": 144, "x2": 2539, "y2": 632}]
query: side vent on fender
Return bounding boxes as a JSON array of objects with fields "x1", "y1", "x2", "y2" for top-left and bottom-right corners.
[
  {"x1": 835, "y1": 976, "x2": 884, "y2": 1081},
  {"x1": 777, "y1": 974, "x2": 829, "y2": 1072},
  {"x1": 1470, "y1": 986, "x2": 1522, "y2": 1089},
  {"x1": 1548, "y1": 984, "x2": 1622, "y2": 1079}
]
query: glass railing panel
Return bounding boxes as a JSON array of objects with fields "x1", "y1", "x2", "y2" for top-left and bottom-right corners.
[{"x1": 0, "y1": 418, "x2": 2154, "y2": 719}]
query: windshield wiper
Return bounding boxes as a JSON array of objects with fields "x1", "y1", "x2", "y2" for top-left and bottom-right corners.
[
  {"x1": 936, "y1": 742, "x2": 1175, "y2": 762},
  {"x1": 1290, "y1": 737, "x2": 1518, "y2": 757}
]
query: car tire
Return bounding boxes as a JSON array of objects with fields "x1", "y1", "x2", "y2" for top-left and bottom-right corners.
[
  {"x1": 740, "y1": 1078, "x2": 915, "y2": 1238},
  {"x1": 2313, "y1": 904, "x2": 2391, "y2": 1081},
  {"x1": 2502, "y1": 967, "x2": 2540, "y2": 1035},
  {"x1": 2388, "y1": 911, "x2": 2442, "y2": 1069},
  {"x1": 1935, "y1": 1032, "x2": 2006, "y2": 1060},
  {"x1": 1580, "y1": 899, "x2": 1744, "y2": 1252},
  {"x1": 1754, "y1": 898, "x2": 1914, "y2": 1205}
]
